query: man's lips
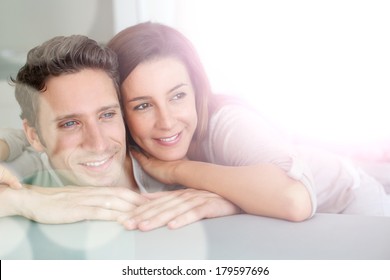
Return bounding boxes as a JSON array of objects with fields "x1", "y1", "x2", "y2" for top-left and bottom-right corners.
[{"x1": 79, "y1": 154, "x2": 115, "y2": 170}]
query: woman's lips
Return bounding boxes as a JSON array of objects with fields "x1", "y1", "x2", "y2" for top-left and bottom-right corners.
[{"x1": 154, "y1": 132, "x2": 181, "y2": 146}]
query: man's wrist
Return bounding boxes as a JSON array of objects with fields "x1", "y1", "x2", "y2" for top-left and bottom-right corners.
[{"x1": 0, "y1": 140, "x2": 10, "y2": 161}]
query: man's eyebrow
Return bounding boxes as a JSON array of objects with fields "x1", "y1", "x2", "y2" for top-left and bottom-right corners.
[
  {"x1": 53, "y1": 104, "x2": 121, "y2": 122},
  {"x1": 127, "y1": 83, "x2": 188, "y2": 103},
  {"x1": 99, "y1": 104, "x2": 121, "y2": 112}
]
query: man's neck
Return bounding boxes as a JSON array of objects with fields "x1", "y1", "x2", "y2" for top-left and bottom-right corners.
[{"x1": 118, "y1": 155, "x2": 138, "y2": 192}]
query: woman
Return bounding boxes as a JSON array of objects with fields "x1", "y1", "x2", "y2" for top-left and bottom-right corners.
[
  {"x1": 107, "y1": 22, "x2": 390, "y2": 229},
  {"x1": 107, "y1": 22, "x2": 316, "y2": 229}
]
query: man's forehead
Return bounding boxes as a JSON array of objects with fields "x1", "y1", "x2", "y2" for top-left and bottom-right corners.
[
  {"x1": 39, "y1": 95, "x2": 120, "y2": 119},
  {"x1": 38, "y1": 70, "x2": 120, "y2": 117}
]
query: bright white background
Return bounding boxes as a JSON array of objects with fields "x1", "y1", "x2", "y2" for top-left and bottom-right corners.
[
  {"x1": 1, "y1": 0, "x2": 389, "y2": 156},
  {"x1": 114, "y1": 0, "x2": 390, "y2": 149}
]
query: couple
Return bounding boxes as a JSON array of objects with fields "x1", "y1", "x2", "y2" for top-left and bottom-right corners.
[{"x1": 1, "y1": 22, "x2": 389, "y2": 231}]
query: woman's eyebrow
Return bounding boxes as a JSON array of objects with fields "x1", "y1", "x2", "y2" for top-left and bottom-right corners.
[
  {"x1": 127, "y1": 83, "x2": 189, "y2": 103},
  {"x1": 167, "y1": 83, "x2": 188, "y2": 93},
  {"x1": 127, "y1": 96, "x2": 150, "y2": 103}
]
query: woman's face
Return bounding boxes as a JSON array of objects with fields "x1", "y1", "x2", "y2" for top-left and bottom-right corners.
[{"x1": 121, "y1": 57, "x2": 198, "y2": 161}]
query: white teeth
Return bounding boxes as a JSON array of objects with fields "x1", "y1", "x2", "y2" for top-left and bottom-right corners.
[
  {"x1": 83, "y1": 158, "x2": 107, "y2": 167},
  {"x1": 160, "y1": 134, "x2": 178, "y2": 142}
]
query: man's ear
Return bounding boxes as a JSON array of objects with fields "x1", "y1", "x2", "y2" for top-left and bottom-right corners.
[{"x1": 23, "y1": 120, "x2": 45, "y2": 152}]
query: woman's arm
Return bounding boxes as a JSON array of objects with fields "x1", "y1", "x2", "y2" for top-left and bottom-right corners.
[
  {"x1": 131, "y1": 151, "x2": 312, "y2": 222},
  {"x1": 130, "y1": 105, "x2": 315, "y2": 222}
]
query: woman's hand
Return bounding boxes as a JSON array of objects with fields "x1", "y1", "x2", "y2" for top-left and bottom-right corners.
[
  {"x1": 0, "y1": 164, "x2": 23, "y2": 189},
  {"x1": 0, "y1": 184, "x2": 148, "y2": 224},
  {"x1": 130, "y1": 148, "x2": 180, "y2": 185},
  {"x1": 118, "y1": 188, "x2": 242, "y2": 231}
]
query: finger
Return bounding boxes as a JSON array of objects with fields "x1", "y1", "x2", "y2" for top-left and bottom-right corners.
[
  {"x1": 141, "y1": 190, "x2": 183, "y2": 200},
  {"x1": 131, "y1": 190, "x2": 190, "y2": 219},
  {"x1": 128, "y1": 194, "x2": 210, "y2": 231},
  {"x1": 111, "y1": 187, "x2": 150, "y2": 206},
  {"x1": 134, "y1": 189, "x2": 215, "y2": 218},
  {"x1": 120, "y1": 189, "x2": 222, "y2": 231},
  {"x1": 167, "y1": 200, "x2": 240, "y2": 229},
  {"x1": 0, "y1": 166, "x2": 23, "y2": 189},
  {"x1": 119, "y1": 196, "x2": 187, "y2": 230},
  {"x1": 167, "y1": 204, "x2": 210, "y2": 229}
]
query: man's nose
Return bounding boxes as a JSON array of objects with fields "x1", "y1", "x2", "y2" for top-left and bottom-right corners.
[{"x1": 82, "y1": 123, "x2": 108, "y2": 152}]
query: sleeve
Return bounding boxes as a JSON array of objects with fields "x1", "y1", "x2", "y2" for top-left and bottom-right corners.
[
  {"x1": 0, "y1": 128, "x2": 30, "y2": 161},
  {"x1": 1, "y1": 149, "x2": 44, "y2": 181},
  {"x1": 206, "y1": 105, "x2": 317, "y2": 216}
]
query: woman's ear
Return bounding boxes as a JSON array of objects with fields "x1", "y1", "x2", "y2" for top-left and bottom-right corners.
[{"x1": 23, "y1": 120, "x2": 45, "y2": 152}]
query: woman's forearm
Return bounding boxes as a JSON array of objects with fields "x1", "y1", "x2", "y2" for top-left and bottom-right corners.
[{"x1": 172, "y1": 161, "x2": 313, "y2": 221}]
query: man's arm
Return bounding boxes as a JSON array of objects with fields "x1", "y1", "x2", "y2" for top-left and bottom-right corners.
[
  {"x1": 0, "y1": 128, "x2": 30, "y2": 162},
  {"x1": 0, "y1": 139, "x2": 10, "y2": 161},
  {"x1": 0, "y1": 164, "x2": 22, "y2": 189},
  {"x1": 0, "y1": 184, "x2": 148, "y2": 224}
]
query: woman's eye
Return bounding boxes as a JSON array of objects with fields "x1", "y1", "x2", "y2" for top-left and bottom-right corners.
[
  {"x1": 172, "y1": 92, "x2": 187, "y2": 100},
  {"x1": 134, "y1": 103, "x2": 150, "y2": 111}
]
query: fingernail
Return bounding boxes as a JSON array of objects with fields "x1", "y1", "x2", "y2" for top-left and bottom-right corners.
[
  {"x1": 168, "y1": 220, "x2": 178, "y2": 229},
  {"x1": 140, "y1": 220, "x2": 150, "y2": 227},
  {"x1": 139, "y1": 220, "x2": 152, "y2": 231},
  {"x1": 123, "y1": 219, "x2": 136, "y2": 230}
]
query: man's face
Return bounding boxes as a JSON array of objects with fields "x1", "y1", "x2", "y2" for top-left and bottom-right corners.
[{"x1": 27, "y1": 69, "x2": 127, "y2": 187}]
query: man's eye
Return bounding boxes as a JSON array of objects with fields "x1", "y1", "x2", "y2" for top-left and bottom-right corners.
[
  {"x1": 102, "y1": 112, "x2": 116, "y2": 119},
  {"x1": 61, "y1": 121, "x2": 77, "y2": 128}
]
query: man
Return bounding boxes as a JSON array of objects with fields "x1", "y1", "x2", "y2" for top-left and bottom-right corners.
[
  {"x1": 0, "y1": 35, "x2": 146, "y2": 224},
  {"x1": 0, "y1": 35, "x2": 239, "y2": 230}
]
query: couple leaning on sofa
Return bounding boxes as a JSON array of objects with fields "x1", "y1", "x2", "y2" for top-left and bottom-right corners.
[{"x1": 0, "y1": 22, "x2": 389, "y2": 231}]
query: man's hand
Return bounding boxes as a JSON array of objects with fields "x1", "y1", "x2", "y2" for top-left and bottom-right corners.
[
  {"x1": 118, "y1": 188, "x2": 242, "y2": 231},
  {"x1": 1, "y1": 185, "x2": 148, "y2": 224}
]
